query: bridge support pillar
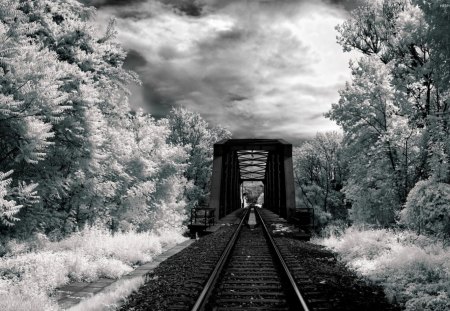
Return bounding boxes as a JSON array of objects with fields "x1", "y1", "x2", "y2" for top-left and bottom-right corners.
[
  {"x1": 282, "y1": 143, "x2": 295, "y2": 219},
  {"x1": 210, "y1": 144, "x2": 224, "y2": 221}
]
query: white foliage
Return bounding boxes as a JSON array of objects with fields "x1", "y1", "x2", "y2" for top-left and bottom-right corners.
[
  {"x1": 328, "y1": 0, "x2": 448, "y2": 226},
  {"x1": 0, "y1": 171, "x2": 22, "y2": 226},
  {"x1": 17, "y1": 117, "x2": 54, "y2": 164},
  {"x1": 0, "y1": 226, "x2": 186, "y2": 311},
  {"x1": 400, "y1": 179, "x2": 450, "y2": 237},
  {"x1": 293, "y1": 132, "x2": 346, "y2": 227},
  {"x1": 166, "y1": 107, "x2": 231, "y2": 211},
  {"x1": 0, "y1": 0, "x2": 224, "y2": 238},
  {"x1": 317, "y1": 227, "x2": 450, "y2": 310}
]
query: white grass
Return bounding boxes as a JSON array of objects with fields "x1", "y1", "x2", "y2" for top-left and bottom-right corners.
[
  {"x1": 68, "y1": 276, "x2": 145, "y2": 311},
  {"x1": 315, "y1": 227, "x2": 450, "y2": 310},
  {"x1": 0, "y1": 226, "x2": 187, "y2": 311}
]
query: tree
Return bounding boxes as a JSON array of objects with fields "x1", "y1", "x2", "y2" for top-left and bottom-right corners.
[
  {"x1": 0, "y1": 0, "x2": 75, "y2": 234},
  {"x1": 330, "y1": 0, "x2": 450, "y2": 231},
  {"x1": 327, "y1": 56, "x2": 422, "y2": 225},
  {"x1": 0, "y1": 0, "x2": 192, "y2": 238},
  {"x1": 293, "y1": 132, "x2": 347, "y2": 228},
  {"x1": 0, "y1": 0, "x2": 228, "y2": 239},
  {"x1": 166, "y1": 107, "x2": 231, "y2": 211},
  {"x1": 3, "y1": 0, "x2": 140, "y2": 237},
  {"x1": 117, "y1": 111, "x2": 189, "y2": 232},
  {"x1": 336, "y1": 0, "x2": 406, "y2": 64},
  {"x1": 417, "y1": 0, "x2": 450, "y2": 93},
  {"x1": 242, "y1": 182, "x2": 263, "y2": 205}
]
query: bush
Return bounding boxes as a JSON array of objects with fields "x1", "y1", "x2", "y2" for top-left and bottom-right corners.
[
  {"x1": 0, "y1": 226, "x2": 186, "y2": 311},
  {"x1": 68, "y1": 277, "x2": 145, "y2": 311},
  {"x1": 48, "y1": 226, "x2": 169, "y2": 265},
  {"x1": 316, "y1": 227, "x2": 450, "y2": 310},
  {"x1": 399, "y1": 179, "x2": 450, "y2": 238}
]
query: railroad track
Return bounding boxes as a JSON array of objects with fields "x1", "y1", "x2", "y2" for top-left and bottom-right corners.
[{"x1": 191, "y1": 206, "x2": 310, "y2": 311}]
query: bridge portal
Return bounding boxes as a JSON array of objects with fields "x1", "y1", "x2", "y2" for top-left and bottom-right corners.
[{"x1": 209, "y1": 139, "x2": 295, "y2": 220}]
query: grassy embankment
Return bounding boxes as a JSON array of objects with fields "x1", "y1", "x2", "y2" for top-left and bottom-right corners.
[
  {"x1": 315, "y1": 227, "x2": 450, "y2": 311},
  {"x1": 0, "y1": 227, "x2": 186, "y2": 311}
]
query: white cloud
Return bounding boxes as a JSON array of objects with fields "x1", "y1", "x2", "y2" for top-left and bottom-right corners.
[{"x1": 95, "y1": 0, "x2": 356, "y2": 141}]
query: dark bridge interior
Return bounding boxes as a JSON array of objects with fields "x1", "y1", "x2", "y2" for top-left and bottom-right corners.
[{"x1": 209, "y1": 139, "x2": 295, "y2": 220}]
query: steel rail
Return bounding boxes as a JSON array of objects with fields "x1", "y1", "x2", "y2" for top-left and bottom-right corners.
[
  {"x1": 191, "y1": 207, "x2": 250, "y2": 311},
  {"x1": 254, "y1": 207, "x2": 311, "y2": 311}
]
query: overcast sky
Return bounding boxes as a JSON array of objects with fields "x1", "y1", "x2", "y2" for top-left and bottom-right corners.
[{"x1": 89, "y1": 0, "x2": 361, "y2": 143}]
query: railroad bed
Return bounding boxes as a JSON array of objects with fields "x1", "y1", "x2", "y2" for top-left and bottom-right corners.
[
  {"x1": 210, "y1": 225, "x2": 293, "y2": 310},
  {"x1": 119, "y1": 208, "x2": 401, "y2": 311},
  {"x1": 191, "y1": 207, "x2": 312, "y2": 311}
]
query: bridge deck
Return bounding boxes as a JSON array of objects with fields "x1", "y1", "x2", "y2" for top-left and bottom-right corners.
[{"x1": 204, "y1": 207, "x2": 248, "y2": 233}]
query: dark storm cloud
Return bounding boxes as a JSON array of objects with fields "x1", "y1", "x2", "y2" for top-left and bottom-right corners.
[
  {"x1": 123, "y1": 49, "x2": 148, "y2": 70},
  {"x1": 217, "y1": 28, "x2": 244, "y2": 41},
  {"x1": 79, "y1": 0, "x2": 145, "y2": 7},
  {"x1": 142, "y1": 83, "x2": 175, "y2": 117},
  {"x1": 326, "y1": 0, "x2": 364, "y2": 11},
  {"x1": 83, "y1": 0, "x2": 204, "y2": 16},
  {"x1": 202, "y1": 0, "x2": 363, "y2": 12},
  {"x1": 228, "y1": 93, "x2": 249, "y2": 102},
  {"x1": 94, "y1": 0, "x2": 356, "y2": 141},
  {"x1": 85, "y1": 0, "x2": 363, "y2": 15},
  {"x1": 308, "y1": 112, "x2": 327, "y2": 120}
]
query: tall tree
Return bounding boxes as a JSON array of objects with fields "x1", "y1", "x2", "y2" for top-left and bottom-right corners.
[
  {"x1": 329, "y1": 0, "x2": 437, "y2": 225},
  {"x1": 0, "y1": 0, "x2": 193, "y2": 238},
  {"x1": 330, "y1": 0, "x2": 450, "y2": 230},
  {"x1": 293, "y1": 132, "x2": 347, "y2": 227},
  {"x1": 166, "y1": 107, "x2": 231, "y2": 211}
]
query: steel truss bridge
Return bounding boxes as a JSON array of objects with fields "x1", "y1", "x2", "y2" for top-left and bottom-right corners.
[{"x1": 209, "y1": 139, "x2": 296, "y2": 220}]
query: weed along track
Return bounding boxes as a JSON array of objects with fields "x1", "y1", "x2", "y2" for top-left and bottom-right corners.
[{"x1": 190, "y1": 206, "x2": 311, "y2": 311}]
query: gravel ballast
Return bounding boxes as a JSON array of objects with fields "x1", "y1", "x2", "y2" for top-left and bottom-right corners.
[
  {"x1": 118, "y1": 225, "x2": 237, "y2": 311},
  {"x1": 119, "y1": 210, "x2": 401, "y2": 311},
  {"x1": 274, "y1": 237, "x2": 401, "y2": 311}
]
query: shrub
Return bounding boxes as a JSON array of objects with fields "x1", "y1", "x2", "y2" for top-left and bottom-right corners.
[
  {"x1": 399, "y1": 179, "x2": 450, "y2": 238},
  {"x1": 0, "y1": 226, "x2": 186, "y2": 311},
  {"x1": 0, "y1": 277, "x2": 59, "y2": 311},
  {"x1": 68, "y1": 277, "x2": 145, "y2": 311},
  {"x1": 316, "y1": 227, "x2": 450, "y2": 310}
]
